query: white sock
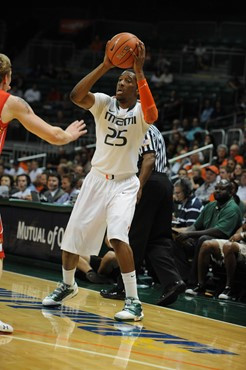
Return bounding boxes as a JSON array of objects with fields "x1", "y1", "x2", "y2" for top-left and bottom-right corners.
[
  {"x1": 62, "y1": 267, "x2": 76, "y2": 286},
  {"x1": 121, "y1": 271, "x2": 139, "y2": 300}
]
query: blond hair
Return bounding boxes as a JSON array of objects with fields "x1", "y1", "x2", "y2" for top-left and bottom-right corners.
[{"x1": 0, "y1": 54, "x2": 11, "y2": 82}]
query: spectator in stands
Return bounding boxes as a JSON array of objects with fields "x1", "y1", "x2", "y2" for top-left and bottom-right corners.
[
  {"x1": 210, "y1": 100, "x2": 225, "y2": 122},
  {"x1": 57, "y1": 163, "x2": 70, "y2": 177},
  {"x1": 78, "y1": 147, "x2": 92, "y2": 175},
  {"x1": 200, "y1": 99, "x2": 214, "y2": 126},
  {"x1": 171, "y1": 118, "x2": 182, "y2": 131},
  {"x1": 186, "y1": 222, "x2": 246, "y2": 300},
  {"x1": 161, "y1": 66, "x2": 174, "y2": 85},
  {"x1": 23, "y1": 83, "x2": 41, "y2": 103},
  {"x1": 174, "y1": 179, "x2": 242, "y2": 287},
  {"x1": 75, "y1": 176, "x2": 85, "y2": 191},
  {"x1": 195, "y1": 165, "x2": 219, "y2": 204},
  {"x1": 170, "y1": 148, "x2": 189, "y2": 176},
  {"x1": 181, "y1": 117, "x2": 190, "y2": 131},
  {"x1": 182, "y1": 39, "x2": 195, "y2": 70},
  {"x1": 185, "y1": 117, "x2": 203, "y2": 143},
  {"x1": 32, "y1": 172, "x2": 47, "y2": 194},
  {"x1": 172, "y1": 177, "x2": 203, "y2": 227},
  {"x1": 10, "y1": 174, "x2": 34, "y2": 200},
  {"x1": 233, "y1": 163, "x2": 244, "y2": 183},
  {"x1": 0, "y1": 163, "x2": 5, "y2": 177},
  {"x1": 28, "y1": 159, "x2": 43, "y2": 183},
  {"x1": 151, "y1": 66, "x2": 173, "y2": 87},
  {"x1": 190, "y1": 165, "x2": 204, "y2": 191},
  {"x1": 227, "y1": 157, "x2": 237, "y2": 173},
  {"x1": 177, "y1": 167, "x2": 188, "y2": 179},
  {"x1": 43, "y1": 172, "x2": 65, "y2": 203},
  {"x1": 237, "y1": 170, "x2": 246, "y2": 205},
  {"x1": 183, "y1": 152, "x2": 206, "y2": 178},
  {"x1": 182, "y1": 39, "x2": 195, "y2": 54},
  {"x1": 0, "y1": 174, "x2": 16, "y2": 196},
  {"x1": 238, "y1": 93, "x2": 246, "y2": 114},
  {"x1": 150, "y1": 70, "x2": 165, "y2": 88},
  {"x1": 57, "y1": 173, "x2": 80, "y2": 206},
  {"x1": 194, "y1": 41, "x2": 208, "y2": 70},
  {"x1": 231, "y1": 180, "x2": 246, "y2": 218},
  {"x1": 209, "y1": 166, "x2": 235, "y2": 201},
  {"x1": 229, "y1": 144, "x2": 244, "y2": 166},
  {"x1": 239, "y1": 132, "x2": 246, "y2": 163},
  {"x1": 32, "y1": 173, "x2": 47, "y2": 193},
  {"x1": 211, "y1": 144, "x2": 228, "y2": 168},
  {"x1": 218, "y1": 223, "x2": 246, "y2": 300},
  {"x1": 5, "y1": 160, "x2": 26, "y2": 177},
  {"x1": 219, "y1": 166, "x2": 232, "y2": 181},
  {"x1": 73, "y1": 164, "x2": 85, "y2": 178},
  {"x1": 202, "y1": 132, "x2": 216, "y2": 163}
]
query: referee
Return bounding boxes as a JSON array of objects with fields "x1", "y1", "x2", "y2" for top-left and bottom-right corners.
[{"x1": 101, "y1": 124, "x2": 186, "y2": 306}]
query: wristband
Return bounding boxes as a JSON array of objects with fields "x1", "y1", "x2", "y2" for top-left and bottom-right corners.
[{"x1": 137, "y1": 79, "x2": 158, "y2": 123}]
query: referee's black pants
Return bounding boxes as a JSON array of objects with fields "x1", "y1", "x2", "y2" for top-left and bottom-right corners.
[{"x1": 118, "y1": 172, "x2": 182, "y2": 293}]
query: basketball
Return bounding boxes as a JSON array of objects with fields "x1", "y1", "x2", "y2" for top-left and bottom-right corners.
[{"x1": 107, "y1": 32, "x2": 139, "y2": 69}]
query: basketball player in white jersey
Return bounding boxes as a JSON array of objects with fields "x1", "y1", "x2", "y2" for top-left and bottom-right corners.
[
  {"x1": 0, "y1": 53, "x2": 87, "y2": 333},
  {"x1": 42, "y1": 40, "x2": 158, "y2": 321}
]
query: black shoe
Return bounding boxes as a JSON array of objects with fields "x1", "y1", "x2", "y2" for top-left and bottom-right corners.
[
  {"x1": 218, "y1": 286, "x2": 233, "y2": 300},
  {"x1": 185, "y1": 283, "x2": 206, "y2": 296},
  {"x1": 100, "y1": 286, "x2": 125, "y2": 300},
  {"x1": 157, "y1": 280, "x2": 186, "y2": 307}
]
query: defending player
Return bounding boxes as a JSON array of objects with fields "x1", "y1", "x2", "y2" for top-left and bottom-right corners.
[
  {"x1": 42, "y1": 39, "x2": 158, "y2": 321},
  {"x1": 0, "y1": 53, "x2": 87, "y2": 333}
]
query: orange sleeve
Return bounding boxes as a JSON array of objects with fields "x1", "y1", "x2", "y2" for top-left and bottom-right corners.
[{"x1": 137, "y1": 79, "x2": 158, "y2": 124}]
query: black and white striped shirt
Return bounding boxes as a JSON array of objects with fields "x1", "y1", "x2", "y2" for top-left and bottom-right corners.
[{"x1": 138, "y1": 124, "x2": 168, "y2": 173}]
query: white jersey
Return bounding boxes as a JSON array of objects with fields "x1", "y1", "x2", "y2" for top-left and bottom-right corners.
[{"x1": 89, "y1": 93, "x2": 150, "y2": 176}]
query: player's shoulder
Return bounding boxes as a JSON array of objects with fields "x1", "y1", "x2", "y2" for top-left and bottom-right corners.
[
  {"x1": 7, "y1": 94, "x2": 22, "y2": 105},
  {"x1": 7, "y1": 94, "x2": 30, "y2": 111},
  {"x1": 94, "y1": 92, "x2": 112, "y2": 104}
]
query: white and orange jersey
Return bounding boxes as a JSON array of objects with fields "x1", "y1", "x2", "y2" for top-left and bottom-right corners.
[
  {"x1": 89, "y1": 93, "x2": 149, "y2": 176},
  {"x1": 0, "y1": 90, "x2": 10, "y2": 154}
]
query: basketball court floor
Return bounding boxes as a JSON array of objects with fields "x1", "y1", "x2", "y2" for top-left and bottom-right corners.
[{"x1": 0, "y1": 256, "x2": 245, "y2": 369}]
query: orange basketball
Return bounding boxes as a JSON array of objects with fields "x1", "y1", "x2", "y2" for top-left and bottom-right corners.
[{"x1": 107, "y1": 32, "x2": 139, "y2": 69}]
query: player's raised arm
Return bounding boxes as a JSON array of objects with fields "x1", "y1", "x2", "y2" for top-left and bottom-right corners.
[
  {"x1": 4, "y1": 95, "x2": 87, "y2": 145},
  {"x1": 132, "y1": 41, "x2": 158, "y2": 124},
  {"x1": 70, "y1": 41, "x2": 114, "y2": 110}
]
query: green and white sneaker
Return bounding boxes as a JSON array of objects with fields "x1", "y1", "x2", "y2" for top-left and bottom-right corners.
[
  {"x1": 42, "y1": 282, "x2": 78, "y2": 306},
  {"x1": 114, "y1": 297, "x2": 144, "y2": 322}
]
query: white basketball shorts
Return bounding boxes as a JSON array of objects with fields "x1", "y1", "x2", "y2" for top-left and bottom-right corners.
[{"x1": 61, "y1": 169, "x2": 139, "y2": 256}]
